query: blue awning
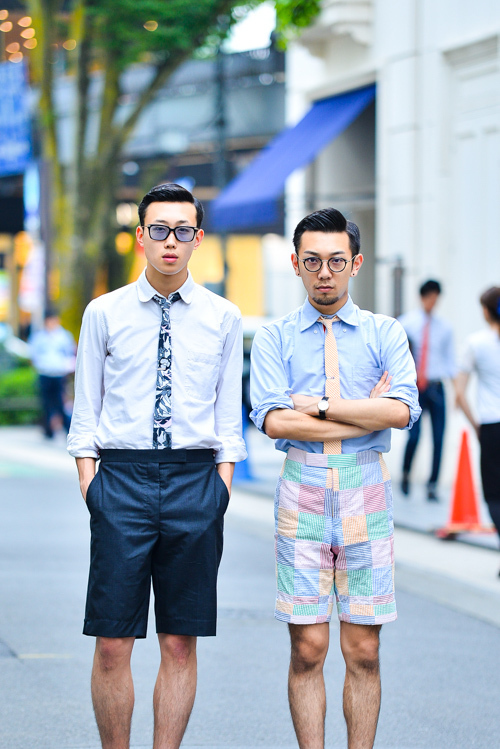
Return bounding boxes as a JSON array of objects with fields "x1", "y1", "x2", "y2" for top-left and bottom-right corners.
[{"x1": 211, "y1": 83, "x2": 376, "y2": 230}]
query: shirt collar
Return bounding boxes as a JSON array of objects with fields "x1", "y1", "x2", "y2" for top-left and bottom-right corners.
[
  {"x1": 136, "y1": 268, "x2": 195, "y2": 304},
  {"x1": 300, "y1": 295, "x2": 359, "y2": 331}
]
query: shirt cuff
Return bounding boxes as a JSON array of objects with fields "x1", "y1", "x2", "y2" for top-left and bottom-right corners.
[
  {"x1": 380, "y1": 391, "x2": 422, "y2": 431},
  {"x1": 215, "y1": 439, "x2": 248, "y2": 464},
  {"x1": 250, "y1": 395, "x2": 294, "y2": 434},
  {"x1": 67, "y1": 433, "x2": 100, "y2": 459}
]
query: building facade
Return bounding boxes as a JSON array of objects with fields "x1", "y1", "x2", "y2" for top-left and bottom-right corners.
[{"x1": 285, "y1": 0, "x2": 500, "y2": 337}]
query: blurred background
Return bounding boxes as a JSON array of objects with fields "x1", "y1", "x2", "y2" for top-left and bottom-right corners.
[
  {"x1": 0, "y1": 0, "x2": 499, "y2": 484},
  {"x1": 1, "y1": 4, "x2": 500, "y2": 747}
]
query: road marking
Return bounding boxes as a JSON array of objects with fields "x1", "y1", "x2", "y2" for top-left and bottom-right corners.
[{"x1": 18, "y1": 653, "x2": 72, "y2": 659}]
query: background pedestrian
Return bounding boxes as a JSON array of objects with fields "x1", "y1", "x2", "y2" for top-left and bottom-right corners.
[
  {"x1": 455, "y1": 286, "x2": 500, "y2": 570},
  {"x1": 399, "y1": 280, "x2": 456, "y2": 500},
  {"x1": 29, "y1": 310, "x2": 76, "y2": 439}
]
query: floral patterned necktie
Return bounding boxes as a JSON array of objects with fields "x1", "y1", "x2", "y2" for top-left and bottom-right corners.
[{"x1": 152, "y1": 292, "x2": 181, "y2": 449}]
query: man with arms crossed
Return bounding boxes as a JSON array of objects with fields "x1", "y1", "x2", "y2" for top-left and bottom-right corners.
[
  {"x1": 68, "y1": 183, "x2": 246, "y2": 749},
  {"x1": 250, "y1": 209, "x2": 420, "y2": 749}
]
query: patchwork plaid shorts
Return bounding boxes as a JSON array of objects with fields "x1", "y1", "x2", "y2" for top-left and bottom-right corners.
[{"x1": 274, "y1": 447, "x2": 396, "y2": 626}]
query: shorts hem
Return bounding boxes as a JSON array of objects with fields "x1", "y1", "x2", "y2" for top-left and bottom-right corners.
[
  {"x1": 275, "y1": 611, "x2": 332, "y2": 625},
  {"x1": 338, "y1": 612, "x2": 398, "y2": 625},
  {"x1": 83, "y1": 619, "x2": 147, "y2": 639},
  {"x1": 156, "y1": 618, "x2": 216, "y2": 637}
]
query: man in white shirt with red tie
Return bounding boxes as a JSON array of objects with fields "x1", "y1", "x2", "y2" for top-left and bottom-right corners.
[
  {"x1": 399, "y1": 280, "x2": 456, "y2": 501},
  {"x1": 68, "y1": 183, "x2": 246, "y2": 749}
]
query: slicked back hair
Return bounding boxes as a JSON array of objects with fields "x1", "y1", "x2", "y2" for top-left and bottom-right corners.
[
  {"x1": 293, "y1": 208, "x2": 360, "y2": 257},
  {"x1": 138, "y1": 183, "x2": 204, "y2": 228}
]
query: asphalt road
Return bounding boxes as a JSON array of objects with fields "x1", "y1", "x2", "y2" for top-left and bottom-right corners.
[{"x1": 1, "y1": 468, "x2": 499, "y2": 749}]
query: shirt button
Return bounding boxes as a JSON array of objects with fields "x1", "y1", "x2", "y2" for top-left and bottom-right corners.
[
  {"x1": 314, "y1": 329, "x2": 318, "y2": 334},
  {"x1": 343, "y1": 329, "x2": 346, "y2": 333}
]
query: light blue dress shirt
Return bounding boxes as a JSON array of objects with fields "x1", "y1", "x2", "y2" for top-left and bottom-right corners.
[
  {"x1": 398, "y1": 309, "x2": 456, "y2": 381},
  {"x1": 250, "y1": 296, "x2": 421, "y2": 455}
]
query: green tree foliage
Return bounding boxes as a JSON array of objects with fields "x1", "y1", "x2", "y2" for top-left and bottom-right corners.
[
  {"x1": 26, "y1": 0, "x2": 320, "y2": 332},
  {"x1": 275, "y1": 0, "x2": 322, "y2": 47}
]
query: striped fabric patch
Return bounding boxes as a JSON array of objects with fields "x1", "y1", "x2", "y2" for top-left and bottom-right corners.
[{"x1": 274, "y1": 448, "x2": 396, "y2": 626}]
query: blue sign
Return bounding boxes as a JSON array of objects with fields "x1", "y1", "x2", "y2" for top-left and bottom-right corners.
[{"x1": 0, "y1": 61, "x2": 31, "y2": 177}]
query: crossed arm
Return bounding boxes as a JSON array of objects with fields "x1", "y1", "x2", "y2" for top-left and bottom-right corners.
[{"x1": 264, "y1": 372, "x2": 410, "y2": 441}]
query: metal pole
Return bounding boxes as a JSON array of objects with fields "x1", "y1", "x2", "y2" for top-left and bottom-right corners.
[
  {"x1": 393, "y1": 257, "x2": 404, "y2": 318},
  {"x1": 214, "y1": 45, "x2": 228, "y2": 297}
]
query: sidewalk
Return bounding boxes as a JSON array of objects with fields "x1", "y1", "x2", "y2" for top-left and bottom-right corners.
[{"x1": 2, "y1": 424, "x2": 500, "y2": 629}]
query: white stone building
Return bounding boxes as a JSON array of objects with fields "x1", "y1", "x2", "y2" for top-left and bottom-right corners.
[{"x1": 285, "y1": 0, "x2": 500, "y2": 338}]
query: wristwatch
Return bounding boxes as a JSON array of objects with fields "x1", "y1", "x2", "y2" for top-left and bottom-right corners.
[{"x1": 317, "y1": 396, "x2": 329, "y2": 420}]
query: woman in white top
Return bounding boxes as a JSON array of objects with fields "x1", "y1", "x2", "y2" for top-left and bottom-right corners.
[{"x1": 455, "y1": 286, "x2": 500, "y2": 566}]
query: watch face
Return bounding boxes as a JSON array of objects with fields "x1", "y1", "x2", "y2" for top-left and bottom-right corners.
[{"x1": 318, "y1": 399, "x2": 328, "y2": 412}]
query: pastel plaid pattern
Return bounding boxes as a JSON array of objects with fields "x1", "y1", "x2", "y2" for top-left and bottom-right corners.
[{"x1": 274, "y1": 447, "x2": 397, "y2": 626}]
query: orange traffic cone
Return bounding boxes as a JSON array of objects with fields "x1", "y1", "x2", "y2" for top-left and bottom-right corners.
[{"x1": 436, "y1": 430, "x2": 495, "y2": 538}]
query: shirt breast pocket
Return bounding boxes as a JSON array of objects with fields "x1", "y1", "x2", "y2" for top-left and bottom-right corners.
[
  {"x1": 351, "y1": 366, "x2": 384, "y2": 399},
  {"x1": 185, "y1": 350, "x2": 222, "y2": 402}
]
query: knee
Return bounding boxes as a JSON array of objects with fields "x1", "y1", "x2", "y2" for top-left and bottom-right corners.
[
  {"x1": 289, "y1": 626, "x2": 328, "y2": 674},
  {"x1": 341, "y1": 631, "x2": 380, "y2": 675},
  {"x1": 95, "y1": 637, "x2": 133, "y2": 672},
  {"x1": 159, "y1": 634, "x2": 196, "y2": 669}
]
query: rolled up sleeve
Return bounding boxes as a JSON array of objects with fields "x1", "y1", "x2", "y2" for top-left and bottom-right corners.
[
  {"x1": 379, "y1": 319, "x2": 422, "y2": 430},
  {"x1": 250, "y1": 326, "x2": 294, "y2": 433},
  {"x1": 214, "y1": 312, "x2": 247, "y2": 464},
  {"x1": 67, "y1": 302, "x2": 107, "y2": 458}
]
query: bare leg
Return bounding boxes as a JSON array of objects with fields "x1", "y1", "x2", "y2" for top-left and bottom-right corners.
[
  {"x1": 340, "y1": 622, "x2": 381, "y2": 749},
  {"x1": 91, "y1": 636, "x2": 136, "y2": 749},
  {"x1": 288, "y1": 623, "x2": 330, "y2": 749},
  {"x1": 153, "y1": 634, "x2": 197, "y2": 749}
]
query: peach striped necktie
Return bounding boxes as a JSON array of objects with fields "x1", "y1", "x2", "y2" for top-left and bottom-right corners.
[{"x1": 319, "y1": 316, "x2": 341, "y2": 455}]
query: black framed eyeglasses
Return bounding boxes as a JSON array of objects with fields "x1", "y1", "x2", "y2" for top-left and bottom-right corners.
[
  {"x1": 297, "y1": 255, "x2": 355, "y2": 273},
  {"x1": 146, "y1": 224, "x2": 198, "y2": 242}
]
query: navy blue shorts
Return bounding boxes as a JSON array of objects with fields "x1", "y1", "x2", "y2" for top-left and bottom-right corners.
[{"x1": 84, "y1": 449, "x2": 230, "y2": 639}]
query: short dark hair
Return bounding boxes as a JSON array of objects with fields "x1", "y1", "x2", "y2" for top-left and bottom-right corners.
[
  {"x1": 419, "y1": 279, "x2": 441, "y2": 297},
  {"x1": 480, "y1": 286, "x2": 500, "y2": 323},
  {"x1": 293, "y1": 208, "x2": 360, "y2": 256},
  {"x1": 138, "y1": 183, "x2": 204, "y2": 228},
  {"x1": 44, "y1": 308, "x2": 59, "y2": 320}
]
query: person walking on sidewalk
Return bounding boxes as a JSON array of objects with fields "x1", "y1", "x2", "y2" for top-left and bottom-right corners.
[
  {"x1": 455, "y1": 286, "x2": 500, "y2": 568},
  {"x1": 250, "y1": 208, "x2": 420, "y2": 749},
  {"x1": 29, "y1": 309, "x2": 76, "y2": 439},
  {"x1": 67, "y1": 183, "x2": 246, "y2": 749},
  {"x1": 399, "y1": 280, "x2": 456, "y2": 500}
]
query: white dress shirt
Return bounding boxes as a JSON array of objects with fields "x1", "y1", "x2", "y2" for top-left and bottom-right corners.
[
  {"x1": 398, "y1": 309, "x2": 456, "y2": 381},
  {"x1": 67, "y1": 270, "x2": 247, "y2": 463},
  {"x1": 459, "y1": 328, "x2": 500, "y2": 425}
]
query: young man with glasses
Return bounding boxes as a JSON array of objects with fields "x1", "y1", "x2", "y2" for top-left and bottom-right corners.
[
  {"x1": 68, "y1": 182, "x2": 246, "y2": 748},
  {"x1": 250, "y1": 208, "x2": 420, "y2": 749}
]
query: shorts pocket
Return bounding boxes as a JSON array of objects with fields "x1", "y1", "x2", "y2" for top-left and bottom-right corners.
[
  {"x1": 185, "y1": 350, "x2": 221, "y2": 401},
  {"x1": 85, "y1": 471, "x2": 99, "y2": 512},
  {"x1": 214, "y1": 468, "x2": 230, "y2": 515}
]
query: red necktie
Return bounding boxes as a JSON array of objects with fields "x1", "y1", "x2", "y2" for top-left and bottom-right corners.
[{"x1": 417, "y1": 318, "x2": 430, "y2": 391}]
